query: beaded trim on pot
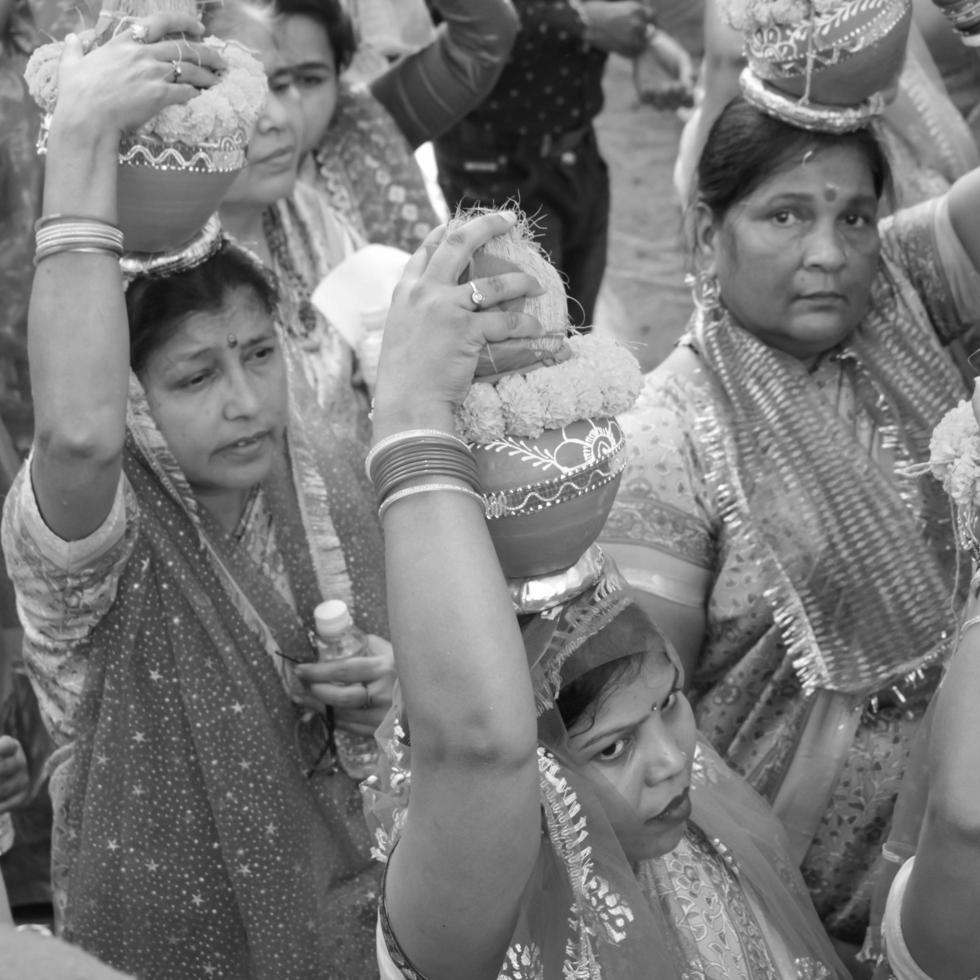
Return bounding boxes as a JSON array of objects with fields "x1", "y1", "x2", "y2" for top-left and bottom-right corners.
[{"x1": 478, "y1": 421, "x2": 627, "y2": 520}]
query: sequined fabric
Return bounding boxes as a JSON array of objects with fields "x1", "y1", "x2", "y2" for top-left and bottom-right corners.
[
  {"x1": 602, "y1": 197, "x2": 980, "y2": 943},
  {"x1": 1, "y1": 332, "x2": 387, "y2": 977},
  {"x1": 300, "y1": 83, "x2": 438, "y2": 254}
]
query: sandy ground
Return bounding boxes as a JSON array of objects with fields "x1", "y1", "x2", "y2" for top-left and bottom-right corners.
[{"x1": 593, "y1": 54, "x2": 696, "y2": 372}]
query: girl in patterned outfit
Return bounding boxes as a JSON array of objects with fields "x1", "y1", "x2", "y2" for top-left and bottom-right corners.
[{"x1": 2, "y1": 12, "x2": 393, "y2": 977}]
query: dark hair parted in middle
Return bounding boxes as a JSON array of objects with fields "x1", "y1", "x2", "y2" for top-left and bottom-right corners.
[
  {"x1": 696, "y1": 97, "x2": 893, "y2": 218},
  {"x1": 556, "y1": 603, "x2": 667, "y2": 733},
  {"x1": 126, "y1": 243, "x2": 279, "y2": 375}
]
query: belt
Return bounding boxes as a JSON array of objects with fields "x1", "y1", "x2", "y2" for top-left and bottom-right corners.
[{"x1": 440, "y1": 121, "x2": 594, "y2": 164}]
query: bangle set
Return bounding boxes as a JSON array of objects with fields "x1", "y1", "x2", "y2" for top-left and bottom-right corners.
[
  {"x1": 932, "y1": 0, "x2": 980, "y2": 44},
  {"x1": 34, "y1": 214, "x2": 124, "y2": 266},
  {"x1": 367, "y1": 428, "x2": 486, "y2": 521}
]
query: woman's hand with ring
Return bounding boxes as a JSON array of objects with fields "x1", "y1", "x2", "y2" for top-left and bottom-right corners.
[
  {"x1": 372, "y1": 211, "x2": 546, "y2": 440},
  {"x1": 50, "y1": 12, "x2": 226, "y2": 141},
  {"x1": 293, "y1": 634, "x2": 395, "y2": 734}
]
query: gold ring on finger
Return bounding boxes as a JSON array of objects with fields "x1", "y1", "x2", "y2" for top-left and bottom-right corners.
[
  {"x1": 169, "y1": 58, "x2": 183, "y2": 83},
  {"x1": 361, "y1": 683, "x2": 373, "y2": 710},
  {"x1": 131, "y1": 22, "x2": 148, "y2": 43},
  {"x1": 468, "y1": 280, "x2": 485, "y2": 311}
]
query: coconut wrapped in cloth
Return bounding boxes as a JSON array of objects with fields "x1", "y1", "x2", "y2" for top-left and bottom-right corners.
[
  {"x1": 25, "y1": 0, "x2": 267, "y2": 253},
  {"x1": 718, "y1": 0, "x2": 913, "y2": 133},
  {"x1": 451, "y1": 209, "x2": 643, "y2": 583}
]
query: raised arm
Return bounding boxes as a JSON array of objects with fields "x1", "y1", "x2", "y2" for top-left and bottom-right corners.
[
  {"x1": 28, "y1": 15, "x2": 222, "y2": 541},
  {"x1": 895, "y1": 583, "x2": 980, "y2": 978},
  {"x1": 374, "y1": 213, "x2": 546, "y2": 980},
  {"x1": 369, "y1": 0, "x2": 519, "y2": 148}
]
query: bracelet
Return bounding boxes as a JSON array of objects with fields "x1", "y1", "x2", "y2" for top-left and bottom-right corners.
[
  {"x1": 377, "y1": 482, "x2": 487, "y2": 522},
  {"x1": 373, "y1": 445, "x2": 481, "y2": 502},
  {"x1": 881, "y1": 841, "x2": 915, "y2": 866},
  {"x1": 35, "y1": 213, "x2": 119, "y2": 232},
  {"x1": 35, "y1": 217, "x2": 124, "y2": 266},
  {"x1": 366, "y1": 428, "x2": 470, "y2": 481},
  {"x1": 35, "y1": 245, "x2": 124, "y2": 266},
  {"x1": 959, "y1": 613, "x2": 980, "y2": 642}
]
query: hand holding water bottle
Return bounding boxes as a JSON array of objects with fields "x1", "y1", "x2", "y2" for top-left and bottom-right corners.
[{"x1": 294, "y1": 601, "x2": 395, "y2": 736}]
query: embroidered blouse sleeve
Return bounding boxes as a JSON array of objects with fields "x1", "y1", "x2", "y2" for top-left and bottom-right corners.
[
  {"x1": 369, "y1": 0, "x2": 519, "y2": 148},
  {"x1": 599, "y1": 363, "x2": 716, "y2": 606},
  {"x1": 882, "y1": 194, "x2": 980, "y2": 345},
  {"x1": 0, "y1": 462, "x2": 139, "y2": 745}
]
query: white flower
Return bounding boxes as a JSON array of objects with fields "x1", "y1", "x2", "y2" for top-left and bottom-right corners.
[
  {"x1": 26, "y1": 35, "x2": 267, "y2": 147},
  {"x1": 454, "y1": 334, "x2": 642, "y2": 443}
]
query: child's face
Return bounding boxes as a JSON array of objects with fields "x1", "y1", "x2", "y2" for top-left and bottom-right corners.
[{"x1": 565, "y1": 650, "x2": 696, "y2": 864}]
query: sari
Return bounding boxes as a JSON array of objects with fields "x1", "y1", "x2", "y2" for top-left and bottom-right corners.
[
  {"x1": 1, "y1": 300, "x2": 388, "y2": 977},
  {"x1": 367, "y1": 555, "x2": 850, "y2": 979},
  {"x1": 601, "y1": 194, "x2": 980, "y2": 942},
  {"x1": 298, "y1": 82, "x2": 439, "y2": 255}
]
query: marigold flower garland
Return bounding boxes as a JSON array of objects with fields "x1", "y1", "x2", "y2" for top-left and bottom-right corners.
[
  {"x1": 717, "y1": 0, "x2": 837, "y2": 31},
  {"x1": 921, "y1": 393, "x2": 980, "y2": 558},
  {"x1": 25, "y1": 33, "x2": 267, "y2": 146},
  {"x1": 454, "y1": 333, "x2": 643, "y2": 444}
]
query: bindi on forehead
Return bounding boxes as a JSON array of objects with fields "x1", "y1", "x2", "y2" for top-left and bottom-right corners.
[{"x1": 824, "y1": 186, "x2": 839, "y2": 202}]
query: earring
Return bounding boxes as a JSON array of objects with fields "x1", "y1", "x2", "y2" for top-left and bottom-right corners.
[{"x1": 685, "y1": 270, "x2": 721, "y2": 316}]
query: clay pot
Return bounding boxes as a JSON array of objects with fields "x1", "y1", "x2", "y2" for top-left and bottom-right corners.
[
  {"x1": 116, "y1": 134, "x2": 245, "y2": 253},
  {"x1": 472, "y1": 417, "x2": 627, "y2": 579},
  {"x1": 748, "y1": 0, "x2": 912, "y2": 105}
]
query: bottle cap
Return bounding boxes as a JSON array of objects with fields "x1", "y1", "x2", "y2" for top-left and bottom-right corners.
[{"x1": 314, "y1": 599, "x2": 352, "y2": 636}]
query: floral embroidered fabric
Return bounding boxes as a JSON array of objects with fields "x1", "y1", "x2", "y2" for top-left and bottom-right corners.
[{"x1": 300, "y1": 83, "x2": 439, "y2": 254}]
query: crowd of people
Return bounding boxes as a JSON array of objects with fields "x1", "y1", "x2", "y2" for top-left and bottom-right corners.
[{"x1": 1, "y1": 0, "x2": 980, "y2": 978}]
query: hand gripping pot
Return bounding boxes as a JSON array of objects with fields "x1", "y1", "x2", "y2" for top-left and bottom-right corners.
[
  {"x1": 26, "y1": 0, "x2": 269, "y2": 253},
  {"x1": 452, "y1": 210, "x2": 643, "y2": 581}
]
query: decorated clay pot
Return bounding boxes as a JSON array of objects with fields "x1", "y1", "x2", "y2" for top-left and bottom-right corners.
[
  {"x1": 115, "y1": 134, "x2": 245, "y2": 253},
  {"x1": 748, "y1": 0, "x2": 912, "y2": 105},
  {"x1": 472, "y1": 417, "x2": 627, "y2": 579},
  {"x1": 37, "y1": 119, "x2": 246, "y2": 254}
]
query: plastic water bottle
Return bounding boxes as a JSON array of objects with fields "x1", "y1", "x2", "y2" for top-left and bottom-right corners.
[{"x1": 313, "y1": 600, "x2": 379, "y2": 781}]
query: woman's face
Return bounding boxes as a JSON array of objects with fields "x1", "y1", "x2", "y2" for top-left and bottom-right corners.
[
  {"x1": 698, "y1": 143, "x2": 881, "y2": 361},
  {"x1": 566, "y1": 650, "x2": 696, "y2": 864},
  {"x1": 278, "y1": 13, "x2": 340, "y2": 156},
  {"x1": 219, "y1": 15, "x2": 306, "y2": 210},
  {"x1": 141, "y1": 287, "x2": 288, "y2": 510}
]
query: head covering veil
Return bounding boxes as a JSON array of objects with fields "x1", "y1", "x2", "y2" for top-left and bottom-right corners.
[
  {"x1": 48, "y1": 227, "x2": 388, "y2": 977},
  {"x1": 367, "y1": 550, "x2": 849, "y2": 978}
]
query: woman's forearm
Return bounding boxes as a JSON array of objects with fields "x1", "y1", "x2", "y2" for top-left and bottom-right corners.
[
  {"x1": 899, "y1": 614, "x2": 980, "y2": 979},
  {"x1": 369, "y1": 0, "x2": 519, "y2": 148},
  {"x1": 28, "y1": 107, "x2": 130, "y2": 540}
]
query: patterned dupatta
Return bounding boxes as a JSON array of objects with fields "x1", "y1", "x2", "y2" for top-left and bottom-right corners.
[
  {"x1": 692, "y1": 251, "x2": 963, "y2": 697},
  {"x1": 368, "y1": 558, "x2": 848, "y2": 979},
  {"x1": 50, "y1": 333, "x2": 387, "y2": 978},
  {"x1": 302, "y1": 81, "x2": 439, "y2": 253}
]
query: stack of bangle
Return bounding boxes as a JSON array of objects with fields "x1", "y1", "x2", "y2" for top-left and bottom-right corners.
[
  {"x1": 34, "y1": 214, "x2": 124, "y2": 266},
  {"x1": 366, "y1": 429, "x2": 486, "y2": 521},
  {"x1": 932, "y1": 0, "x2": 980, "y2": 44}
]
